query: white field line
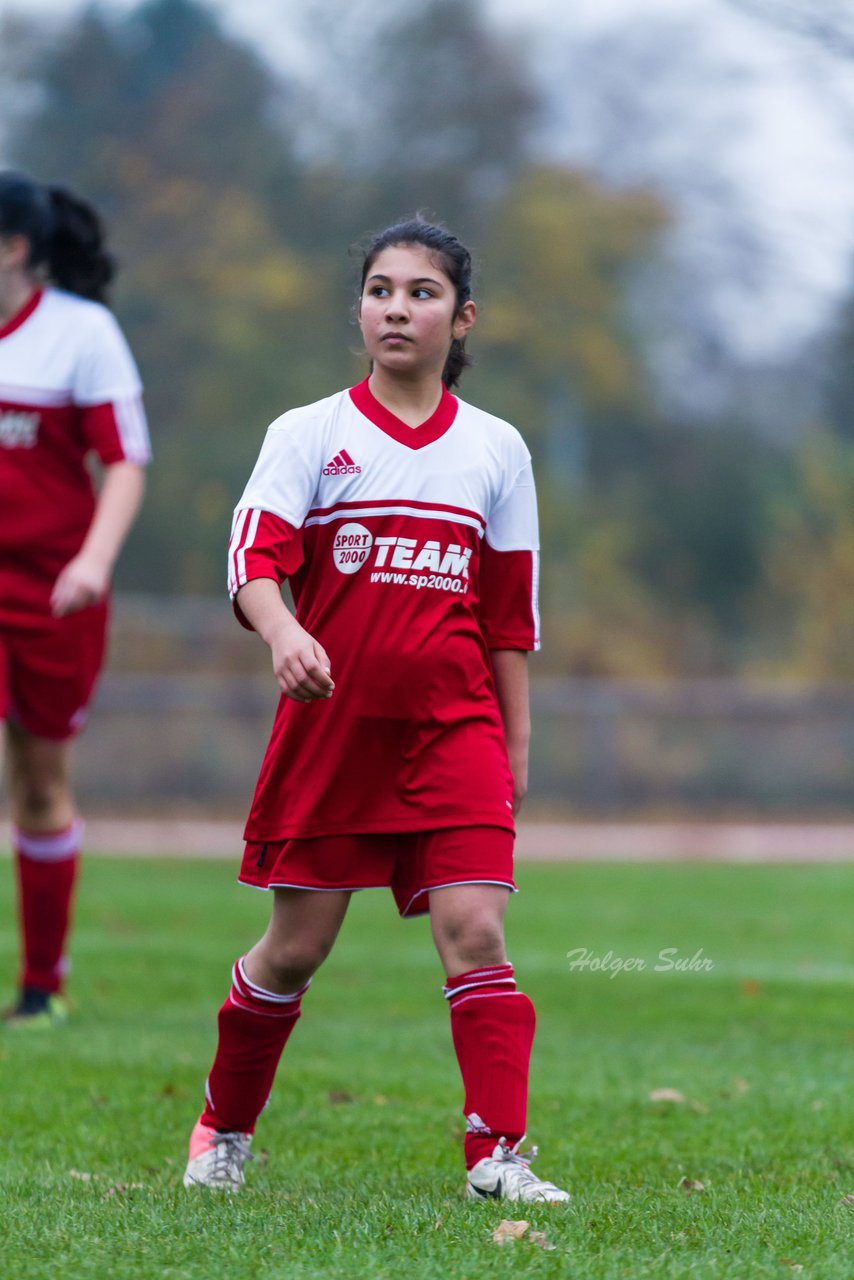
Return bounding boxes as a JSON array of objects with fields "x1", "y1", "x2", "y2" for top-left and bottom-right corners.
[{"x1": 2, "y1": 821, "x2": 854, "y2": 861}]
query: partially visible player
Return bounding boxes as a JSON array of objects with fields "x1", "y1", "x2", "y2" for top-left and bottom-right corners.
[
  {"x1": 0, "y1": 171, "x2": 150, "y2": 1025},
  {"x1": 182, "y1": 217, "x2": 569, "y2": 1203}
]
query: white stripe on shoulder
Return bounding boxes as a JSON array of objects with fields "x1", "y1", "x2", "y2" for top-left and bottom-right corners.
[
  {"x1": 236, "y1": 508, "x2": 262, "y2": 591},
  {"x1": 227, "y1": 509, "x2": 250, "y2": 597},
  {"x1": 114, "y1": 394, "x2": 151, "y2": 464}
]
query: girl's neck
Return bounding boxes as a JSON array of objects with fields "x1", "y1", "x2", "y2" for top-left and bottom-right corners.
[
  {"x1": 367, "y1": 368, "x2": 446, "y2": 429},
  {"x1": 0, "y1": 273, "x2": 39, "y2": 327}
]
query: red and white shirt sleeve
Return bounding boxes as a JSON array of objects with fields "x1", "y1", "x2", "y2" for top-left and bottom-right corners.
[
  {"x1": 226, "y1": 405, "x2": 326, "y2": 622},
  {"x1": 479, "y1": 454, "x2": 541, "y2": 651},
  {"x1": 73, "y1": 306, "x2": 150, "y2": 465}
]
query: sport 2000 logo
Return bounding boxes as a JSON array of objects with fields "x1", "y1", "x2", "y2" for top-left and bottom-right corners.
[
  {"x1": 332, "y1": 522, "x2": 373, "y2": 574},
  {"x1": 332, "y1": 522, "x2": 472, "y2": 594}
]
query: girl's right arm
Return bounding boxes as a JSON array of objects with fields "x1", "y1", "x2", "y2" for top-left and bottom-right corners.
[{"x1": 235, "y1": 578, "x2": 334, "y2": 703}]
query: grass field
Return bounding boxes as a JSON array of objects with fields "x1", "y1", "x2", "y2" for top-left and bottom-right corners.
[{"x1": 1, "y1": 856, "x2": 852, "y2": 1279}]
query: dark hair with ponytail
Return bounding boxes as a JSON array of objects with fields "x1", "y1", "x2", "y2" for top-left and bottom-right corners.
[
  {"x1": 0, "y1": 171, "x2": 115, "y2": 304},
  {"x1": 359, "y1": 217, "x2": 474, "y2": 388}
]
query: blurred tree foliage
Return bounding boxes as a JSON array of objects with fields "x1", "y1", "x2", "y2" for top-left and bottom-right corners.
[
  {"x1": 2, "y1": 0, "x2": 846, "y2": 676},
  {"x1": 759, "y1": 434, "x2": 854, "y2": 679}
]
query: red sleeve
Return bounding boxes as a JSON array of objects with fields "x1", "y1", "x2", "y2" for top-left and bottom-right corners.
[
  {"x1": 227, "y1": 508, "x2": 304, "y2": 631},
  {"x1": 477, "y1": 542, "x2": 540, "y2": 651},
  {"x1": 80, "y1": 396, "x2": 151, "y2": 465}
]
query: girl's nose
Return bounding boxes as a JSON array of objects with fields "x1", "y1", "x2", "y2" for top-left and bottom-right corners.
[{"x1": 385, "y1": 292, "x2": 409, "y2": 321}]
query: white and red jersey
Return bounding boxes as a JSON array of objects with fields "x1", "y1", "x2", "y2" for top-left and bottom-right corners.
[
  {"x1": 228, "y1": 377, "x2": 540, "y2": 841},
  {"x1": 0, "y1": 287, "x2": 150, "y2": 628}
]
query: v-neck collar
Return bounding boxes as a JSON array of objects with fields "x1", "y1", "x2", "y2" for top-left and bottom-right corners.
[
  {"x1": 349, "y1": 377, "x2": 458, "y2": 450},
  {"x1": 0, "y1": 288, "x2": 43, "y2": 341}
]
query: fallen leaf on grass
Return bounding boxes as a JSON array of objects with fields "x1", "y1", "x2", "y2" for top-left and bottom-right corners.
[
  {"x1": 328, "y1": 1090, "x2": 357, "y2": 1105},
  {"x1": 491, "y1": 1221, "x2": 556, "y2": 1251},
  {"x1": 103, "y1": 1183, "x2": 144, "y2": 1200},
  {"x1": 649, "y1": 1088, "x2": 685, "y2": 1103},
  {"x1": 678, "y1": 1178, "x2": 705, "y2": 1193},
  {"x1": 778, "y1": 1260, "x2": 804, "y2": 1272},
  {"x1": 373, "y1": 1095, "x2": 388, "y2": 1106},
  {"x1": 839, "y1": 1194, "x2": 854, "y2": 1208},
  {"x1": 433, "y1": 1217, "x2": 443, "y2": 1231},
  {"x1": 69, "y1": 1170, "x2": 94, "y2": 1182},
  {"x1": 528, "y1": 1230, "x2": 556, "y2": 1252},
  {"x1": 492, "y1": 1219, "x2": 530, "y2": 1244},
  {"x1": 690, "y1": 1101, "x2": 709, "y2": 1114},
  {"x1": 740, "y1": 979, "x2": 762, "y2": 999}
]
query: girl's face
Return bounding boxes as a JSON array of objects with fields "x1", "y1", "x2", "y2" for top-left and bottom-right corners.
[{"x1": 359, "y1": 244, "x2": 475, "y2": 382}]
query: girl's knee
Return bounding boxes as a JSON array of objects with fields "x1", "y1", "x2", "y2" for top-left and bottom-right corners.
[
  {"x1": 435, "y1": 910, "x2": 506, "y2": 971},
  {"x1": 255, "y1": 934, "x2": 335, "y2": 990}
]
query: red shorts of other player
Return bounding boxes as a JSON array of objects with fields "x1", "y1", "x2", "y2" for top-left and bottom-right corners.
[
  {"x1": 240, "y1": 825, "x2": 516, "y2": 918},
  {"x1": 0, "y1": 601, "x2": 108, "y2": 741}
]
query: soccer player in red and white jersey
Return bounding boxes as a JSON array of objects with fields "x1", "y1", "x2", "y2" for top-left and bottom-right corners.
[
  {"x1": 0, "y1": 172, "x2": 150, "y2": 1025},
  {"x1": 183, "y1": 218, "x2": 568, "y2": 1203}
]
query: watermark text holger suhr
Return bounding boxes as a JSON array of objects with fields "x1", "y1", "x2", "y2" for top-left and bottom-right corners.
[{"x1": 566, "y1": 947, "x2": 715, "y2": 979}]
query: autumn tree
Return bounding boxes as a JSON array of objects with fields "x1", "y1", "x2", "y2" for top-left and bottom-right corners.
[
  {"x1": 291, "y1": 0, "x2": 537, "y2": 239},
  {"x1": 11, "y1": 0, "x2": 341, "y2": 593}
]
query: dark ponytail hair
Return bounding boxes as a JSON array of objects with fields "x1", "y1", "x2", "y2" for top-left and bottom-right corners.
[
  {"x1": 359, "y1": 216, "x2": 474, "y2": 388},
  {"x1": 0, "y1": 171, "x2": 114, "y2": 304}
]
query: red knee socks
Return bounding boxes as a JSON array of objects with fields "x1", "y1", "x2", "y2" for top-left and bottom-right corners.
[
  {"x1": 200, "y1": 957, "x2": 308, "y2": 1134},
  {"x1": 14, "y1": 821, "x2": 83, "y2": 995},
  {"x1": 445, "y1": 963, "x2": 536, "y2": 1169}
]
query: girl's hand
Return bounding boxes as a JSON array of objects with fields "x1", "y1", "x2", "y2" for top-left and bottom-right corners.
[
  {"x1": 270, "y1": 621, "x2": 335, "y2": 703},
  {"x1": 50, "y1": 553, "x2": 111, "y2": 617},
  {"x1": 507, "y1": 739, "x2": 529, "y2": 816}
]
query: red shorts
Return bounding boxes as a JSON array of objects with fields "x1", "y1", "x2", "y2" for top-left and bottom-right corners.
[
  {"x1": 0, "y1": 602, "x2": 108, "y2": 740},
  {"x1": 239, "y1": 826, "x2": 517, "y2": 918}
]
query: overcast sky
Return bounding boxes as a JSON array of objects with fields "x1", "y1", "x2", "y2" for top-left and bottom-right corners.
[{"x1": 2, "y1": 0, "x2": 853, "y2": 365}]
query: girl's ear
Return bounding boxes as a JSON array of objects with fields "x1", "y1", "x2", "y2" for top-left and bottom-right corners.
[
  {"x1": 0, "y1": 233, "x2": 31, "y2": 272},
  {"x1": 452, "y1": 299, "x2": 476, "y2": 340}
]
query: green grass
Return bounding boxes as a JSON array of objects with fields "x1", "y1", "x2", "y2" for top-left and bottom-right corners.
[{"x1": 1, "y1": 857, "x2": 852, "y2": 1279}]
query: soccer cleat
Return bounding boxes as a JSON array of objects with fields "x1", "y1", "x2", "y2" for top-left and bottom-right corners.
[
  {"x1": 3, "y1": 989, "x2": 69, "y2": 1030},
  {"x1": 182, "y1": 1119, "x2": 253, "y2": 1191},
  {"x1": 466, "y1": 1137, "x2": 571, "y2": 1204}
]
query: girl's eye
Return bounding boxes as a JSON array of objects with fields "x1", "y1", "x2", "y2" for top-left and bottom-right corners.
[
  {"x1": 370, "y1": 286, "x2": 390, "y2": 297},
  {"x1": 413, "y1": 288, "x2": 433, "y2": 299}
]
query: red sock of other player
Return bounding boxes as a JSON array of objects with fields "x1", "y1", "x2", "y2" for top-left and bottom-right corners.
[
  {"x1": 199, "y1": 957, "x2": 308, "y2": 1134},
  {"x1": 14, "y1": 821, "x2": 83, "y2": 995},
  {"x1": 445, "y1": 963, "x2": 536, "y2": 1169}
]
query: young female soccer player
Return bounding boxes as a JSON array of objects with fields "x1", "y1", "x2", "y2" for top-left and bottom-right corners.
[
  {"x1": 0, "y1": 172, "x2": 150, "y2": 1025},
  {"x1": 183, "y1": 218, "x2": 569, "y2": 1203}
]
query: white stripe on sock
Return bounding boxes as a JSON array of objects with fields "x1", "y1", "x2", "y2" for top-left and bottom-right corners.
[
  {"x1": 14, "y1": 819, "x2": 84, "y2": 861},
  {"x1": 235, "y1": 956, "x2": 311, "y2": 1004}
]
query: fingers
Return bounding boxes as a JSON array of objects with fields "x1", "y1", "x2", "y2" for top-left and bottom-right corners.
[
  {"x1": 276, "y1": 646, "x2": 335, "y2": 703},
  {"x1": 50, "y1": 558, "x2": 108, "y2": 617},
  {"x1": 50, "y1": 576, "x2": 93, "y2": 617}
]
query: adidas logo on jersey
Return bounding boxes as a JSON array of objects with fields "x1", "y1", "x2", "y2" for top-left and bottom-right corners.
[{"x1": 323, "y1": 448, "x2": 362, "y2": 476}]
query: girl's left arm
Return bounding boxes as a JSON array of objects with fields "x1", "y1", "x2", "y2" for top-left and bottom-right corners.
[
  {"x1": 51, "y1": 460, "x2": 146, "y2": 617},
  {"x1": 491, "y1": 648, "x2": 530, "y2": 816}
]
